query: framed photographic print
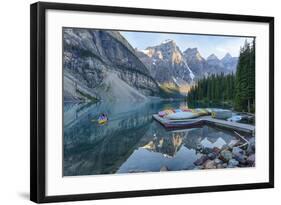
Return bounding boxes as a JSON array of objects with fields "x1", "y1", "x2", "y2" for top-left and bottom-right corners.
[{"x1": 30, "y1": 1, "x2": 274, "y2": 203}]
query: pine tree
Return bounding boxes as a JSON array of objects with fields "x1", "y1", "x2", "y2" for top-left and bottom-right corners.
[
  {"x1": 248, "y1": 39, "x2": 255, "y2": 112},
  {"x1": 234, "y1": 40, "x2": 255, "y2": 112},
  {"x1": 187, "y1": 39, "x2": 255, "y2": 113}
]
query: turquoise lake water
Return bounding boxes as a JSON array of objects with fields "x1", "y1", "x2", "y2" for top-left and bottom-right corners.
[{"x1": 63, "y1": 100, "x2": 250, "y2": 176}]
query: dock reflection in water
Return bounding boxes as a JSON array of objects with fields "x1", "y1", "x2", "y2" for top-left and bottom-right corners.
[{"x1": 63, "y1": 101, "x2": 249, "y2": 176}]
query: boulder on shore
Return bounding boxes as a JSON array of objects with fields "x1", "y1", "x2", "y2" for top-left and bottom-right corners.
[
  {"x1": 194, "y1": 155, "x2": 208, "y2": 166},
  {"x1": 247, "y1": 154, "x2": 255, "y2": 166},
  {"x1": 232, "y1": 147, "x2": 244, "y2": 156},
  {"x1": 228, "y1": 159, "x2": 239, "y2": 168},
  {"x1": 212, "y1": 147, "x2": 221, "y2": 155},
  {"x1": 220, "y1": 150, "x2": 233, "y2": 162},
  {"x1": 202, "y1": 147, "x2": 213, "y2": 155},
  {"x1": 208, "y1": 152, "x2": 217, "y2": 160},
  {"x1": 203, "y1": 160, "x2": 216, "y2": 169}
]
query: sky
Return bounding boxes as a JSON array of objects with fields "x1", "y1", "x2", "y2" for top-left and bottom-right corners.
[{"x1": 121, "y1": 31, "x2": 254, "y2": 59}]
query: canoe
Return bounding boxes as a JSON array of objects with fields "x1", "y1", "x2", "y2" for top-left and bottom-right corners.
[
  {"x1": 227, "y1": 115, "x2": 242, "y2": 122},
  {"x1": 194, "y1": 108, "x2": 209, "y2": 116},
  {"x1": 174, "y1": 109, "x2": 182, "y2": 113},
  {"x1": 212, "y1": 110, "x2": 232, "y2": 119},
  {"x1": 205, "y1": 108, "x2": 213, "y2": 114},
  {"x1": 153, "y1": 114, "x2": 203, "y2": 129},
  {"x1": 164, "y1": 109, "x2": 174, "y2": 115},
  {"x1": 179, "y1": 105, "x2": 190, "y2": 112},
  {"x1": 166, "y1": 111, "x2": 199, "y2": 120},
  {"x1": 158, "y1": 111, "x2": 166, "y2": 117},
  {"x1": 158, "y1": 109, "x2": 174, "y2": 117},
  {"x1": 98, "y1": 119, "x2": 108, "y2": 124}
]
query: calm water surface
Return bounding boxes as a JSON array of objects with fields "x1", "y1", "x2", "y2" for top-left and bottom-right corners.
[{"x1": 63, "y1": 100, "x2": 245, "y2": 176}]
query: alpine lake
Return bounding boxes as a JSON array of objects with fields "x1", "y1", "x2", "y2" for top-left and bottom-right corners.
[{"x1": 63, "y1": 100, "x2": 255, "y2": 176}]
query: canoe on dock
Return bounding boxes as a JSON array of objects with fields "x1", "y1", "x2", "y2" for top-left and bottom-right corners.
[
  {"x1": 166, "y1": 112, "x2": 199, "y2": 120},
  {"x1": 153, "y1": 114, "x2": 255, "y2": 135},
  {"x1": 153, "y1": 114, "x2": 203, "y2": 129}
]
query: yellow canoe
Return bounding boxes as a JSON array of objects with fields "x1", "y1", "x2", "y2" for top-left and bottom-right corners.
[{"x1": 98, "y1": 119, "x2": 108, "y2": 124}]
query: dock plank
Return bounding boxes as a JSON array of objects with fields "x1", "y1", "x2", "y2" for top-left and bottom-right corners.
[{"x1": 200, "y1": 116, "x2": 255, "y2": 134}]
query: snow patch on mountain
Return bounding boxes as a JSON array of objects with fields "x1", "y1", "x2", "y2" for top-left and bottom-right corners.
[
  {"x1": 141, "y1": 49, "x2": 150, "y2": 55},
  {"x1": 183, "y1": 59, "x2": 195, "y2": 80},
  {"x1": 172, "y1": 76, "x2": 181, "y2": 87}
]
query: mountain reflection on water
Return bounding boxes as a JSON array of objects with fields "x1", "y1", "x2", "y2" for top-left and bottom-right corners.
[{"x1": 64, "y1": 100, "x2": 242, "y2": 176}]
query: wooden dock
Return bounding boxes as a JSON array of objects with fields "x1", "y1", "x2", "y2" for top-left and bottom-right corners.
[
  {"x1": 153, "y1": 114, "x2": 255, "y2": 135},
  {"x1": 200, "y1": 116, "x2": 255, "y2": 135}
]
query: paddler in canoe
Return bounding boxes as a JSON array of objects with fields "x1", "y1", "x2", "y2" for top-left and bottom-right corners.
[{"x1": 97, "y1": 113, "x2": 108, "y2": 124}]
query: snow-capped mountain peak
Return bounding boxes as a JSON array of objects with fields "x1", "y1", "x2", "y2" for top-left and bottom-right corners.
[
  {"x1": 207, "y1": 54, "x2": 219, "y2": 61},
  {"x1": 161, "y1": 39, "x2": 175, "y2": 44},
  {"x1": 221, "y1": 53, "x2": 238, "y2": 71},
  {"x1": 136, "y1": 41, "x2": 238, "y2": 86},
  {"x1": 136, "y1": 40, "x2": 194, "y2": 84},
  {"x1": 183, "y1": 48, "x2": 204, "y2": 62},
  {"x1": 140, "y1": 49, "x2": 150, "y2": 55},
  {"x1": 222, "y1": 53, "x2": 232, "y2": 61}
]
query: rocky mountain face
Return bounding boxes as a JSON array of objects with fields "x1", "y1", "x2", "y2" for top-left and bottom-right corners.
[
  {"x1": 204, "y1": 53, "x2": 238, "y2": 75},
  {"x1": 63, "y1": 28, "x2": 160, "y2": 102},
  {"x1": 205, "y1": 53, "x2": 226, "y2": 74},
  {"x1": 137, "y1": 44, "x2": 238, "y2": 85},
  {"x1": 136, "y1": 40, "x2": 195, "y2": 86},
  {"x1": 184, "y1": 50, "x2": 238, "y2": 78},
  {"x1": 64, "y1": 29, "x2": 239, "y2": 101},
  {"x1": 221, "y1": 53, "x2": 238, "y2": 72},
  {"x1": 183, "y1": 48, "x2": 207, "y2": 80}
]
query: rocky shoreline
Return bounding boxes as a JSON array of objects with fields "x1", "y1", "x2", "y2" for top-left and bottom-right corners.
[{"x1": 193, "y1": 136, "x2": 255, "y2": 169}]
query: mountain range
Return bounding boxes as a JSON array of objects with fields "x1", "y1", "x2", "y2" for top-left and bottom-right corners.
[
  {"x1": 137, "y1": 41, "x2": 238, "y2": 84},
  {"x1": 63, "y1": 29, "x2": 238, "y2": 101}
]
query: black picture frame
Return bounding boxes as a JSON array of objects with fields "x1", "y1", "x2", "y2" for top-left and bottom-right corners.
[{"x1": 30, "y1": 1, "x2": 274, "y2": 203}]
